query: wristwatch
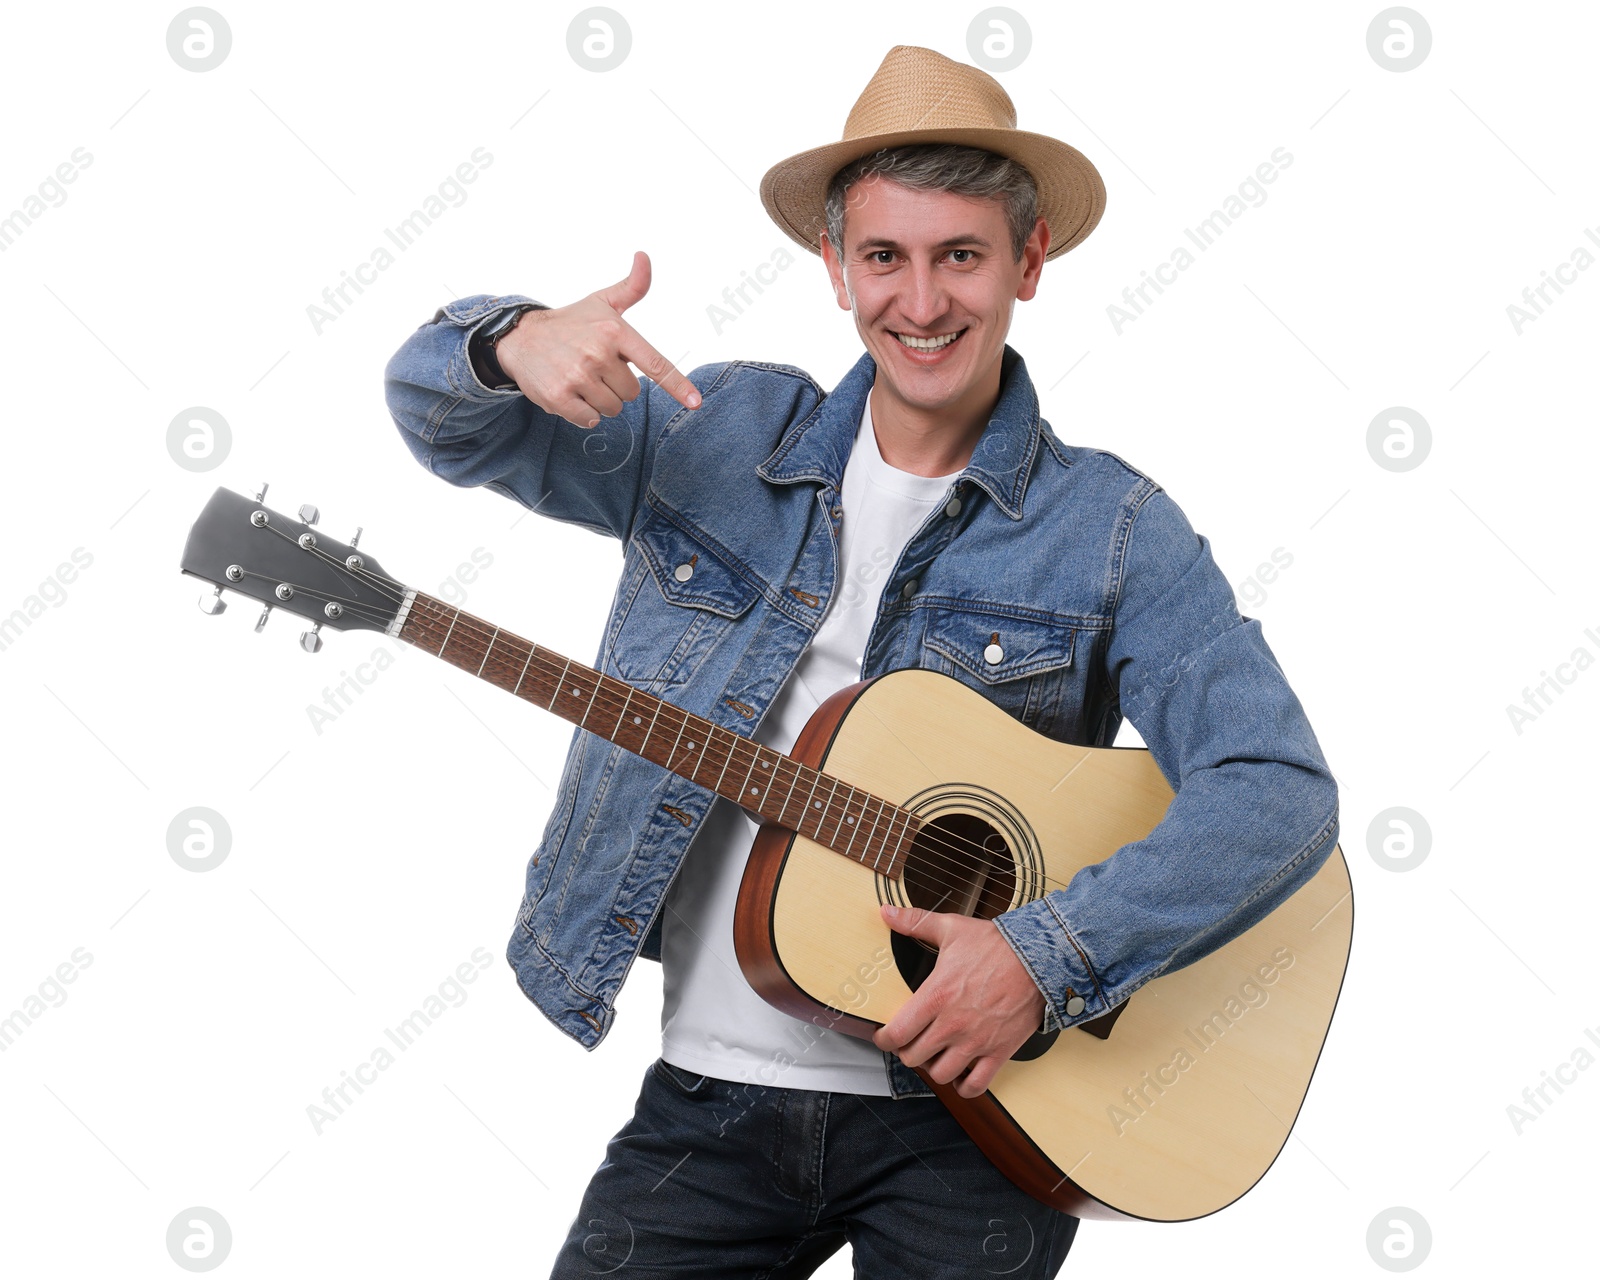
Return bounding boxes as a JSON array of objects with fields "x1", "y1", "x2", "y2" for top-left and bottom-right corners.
[{"x1": 470, "y1": 302, "x2": 546, "y2": 390}]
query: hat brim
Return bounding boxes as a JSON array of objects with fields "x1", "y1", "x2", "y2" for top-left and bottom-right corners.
[{"x1": 760, "y1": 127, "x2": 1106, "y2": 263}]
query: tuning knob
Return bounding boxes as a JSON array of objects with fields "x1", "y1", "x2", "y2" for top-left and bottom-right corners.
[
  {"x1": 198, "y1": 585, "x2": 227, "y2": 615},
  {"x1": 298, "y1": 504, "x2": 320, "y2": 526},
  {"x1": 254, "y1": 604, "x2": 272, "y2": 632},
  {"x1": 300, "y1": 622, "x2": 324, "y2": 654}
]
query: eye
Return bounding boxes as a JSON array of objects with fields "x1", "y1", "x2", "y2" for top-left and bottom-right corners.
[
  {"x1": 871, "y1": 251, "x2": 895, "y2": 264},
  {"x1": 949, "y1": 249, "x2": 975, "y2": 264}
]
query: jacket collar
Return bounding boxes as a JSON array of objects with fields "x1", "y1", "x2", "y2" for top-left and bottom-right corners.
[{"x1": 755, "y1": 343, "x2": 1046, "y2": 520}]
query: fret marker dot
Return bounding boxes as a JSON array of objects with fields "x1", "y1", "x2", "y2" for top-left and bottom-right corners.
[
  {"x1": 846, "y1": 816, "x2": 854, "y2": 824},
  {"x1": 633, "y1": 716, "x2": 641, "y2": 724},
  {"x1": 749, "y1": 786, "x2": 759, "y2": 796},
  {"x1": 814, "y1": 800, "x2": 822, "y2": 809},
  {"x1": 686, "y1": 741, "x2": 695, "y2": 750}
]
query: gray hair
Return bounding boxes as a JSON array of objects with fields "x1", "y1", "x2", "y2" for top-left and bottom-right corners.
[{"x1": 823, "y1": 143, "x2": 1040, "y2": 264}]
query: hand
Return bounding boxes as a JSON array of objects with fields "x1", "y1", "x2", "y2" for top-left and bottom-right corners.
[
  {"x1": 871, "y1": 902, "x2": 1047, "y2": 1099},
  {"x1": 495, "y1": 250, "x2": 701, "y2": 429}
]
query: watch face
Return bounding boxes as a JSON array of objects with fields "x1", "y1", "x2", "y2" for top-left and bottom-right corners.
[{"x1": 494, "y1": 305, "x2": 533, "y2": 340}]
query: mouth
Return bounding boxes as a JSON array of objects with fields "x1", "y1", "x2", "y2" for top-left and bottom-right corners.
[{"x1": 889, "y1": 326, "x2": 969, "y2": 362}]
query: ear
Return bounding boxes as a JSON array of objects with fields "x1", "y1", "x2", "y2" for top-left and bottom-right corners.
[{"x1": 1014, "y1": 216, "x2": 1050, "y2": 302}]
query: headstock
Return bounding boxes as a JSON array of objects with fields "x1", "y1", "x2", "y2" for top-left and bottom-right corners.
[{"x1": 179, "y1": 484, "x2": 408, "y2": 651}]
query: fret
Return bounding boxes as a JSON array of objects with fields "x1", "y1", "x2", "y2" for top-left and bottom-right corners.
[
  {"x1": 580, "y1": 670, "x2": 603, "y2": 728},
  {"x1": 861, "y1": 796, "x2": 885, "y2": 870},
  {"x1": 736, "y1": 742, "x2": 762, "y2": 812},
  {"x1": 551, "y1": 656, "x2": 571, "y2": 711},
  {"x1": 476, "y1": 627, "x2": 500, "y2": 677},
  {"x1": 710, "y1": 723, "x2": 738, "y2": 796},
  {"x1": 772, "y1": 758, "x2": 800, "y2": 829},
  {"x1": 797, "y1": 764, "x2": 819, "y2": 831},
  {"x1": 612, "y1": 684, "x2": 633, "y2": 742},
  {"x1": 683, "y1": 726, "x2": 707, "y2": 787},
  {"x1": 511, "y1": 642, "x2": 535, "y2": 697},
  {"x1": 438, "y1": 606, "x2": 461, "y2": 658},
  {"x1": 760, "y1": 753, "x2": 780, "y2": 817},
  {"x1": 840, "y1": 785, "x2": 862, "y2": 861},
  {"x1": 666, "y1": 706, "x2": 689, "y2": 766},
  {"x1": 883, "y1": 806, "x2": 908, "y2": 864},
  {"x1": 884, "y1": 804, "x2": 904, "y2": 870},
  {"x1": 639, "y1": 695, "x2": 664, "y2": 763},
  {"x1": 800, "y1": 766, "x2": 824, "y2": 841},
  {"x1": 886, "y1": 808, "x2": 915, "y2": 875},
  {"x1": 819, "y1": 776, "x2": 841, "y2": 845}
]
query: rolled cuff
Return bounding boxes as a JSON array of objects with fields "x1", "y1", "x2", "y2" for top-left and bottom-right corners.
[
  {"x1": 429, "y1": 293, "x2": 546, "y2": 402},
  {"x1": 993, "y1": 895, "x2": 1105, "y2": 1033}
]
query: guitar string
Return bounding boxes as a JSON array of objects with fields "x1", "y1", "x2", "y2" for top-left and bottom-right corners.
[
  {"x1": 245, "y1": 531, "x2": 1081, "y2": 901},
  {"x1": 243, "y1": 539, "x2": 1079, "y2": 902},
  {"x1": 235, "y1": 541, "x2": 1075, "y2": 904},
  {"x1": 396, "y1": 595, "x2": 1081, "y2": 903}
]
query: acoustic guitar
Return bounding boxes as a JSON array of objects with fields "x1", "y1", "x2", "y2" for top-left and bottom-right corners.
[{"x1": 179, "y1": 484, "x2": 1353, "y2": 1223}]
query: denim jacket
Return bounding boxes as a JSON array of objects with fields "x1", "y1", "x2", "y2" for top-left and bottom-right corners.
[{"x1": 383, "y1": 294, "x2": 1341, "y2": 1100}]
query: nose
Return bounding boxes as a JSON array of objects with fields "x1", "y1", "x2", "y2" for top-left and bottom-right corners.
[{"x1": 896, "y1": 260, "x2": 950, "y2": 329}]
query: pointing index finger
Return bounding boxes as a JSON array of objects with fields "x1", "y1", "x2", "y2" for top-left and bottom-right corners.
[{"x1": 619, "y1": 322, "x2": 701, "y2": 409}]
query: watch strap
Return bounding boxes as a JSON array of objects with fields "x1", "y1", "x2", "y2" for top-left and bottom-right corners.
[{"x1": 470, "y1": 302, "x2": 547, "y2": 390}]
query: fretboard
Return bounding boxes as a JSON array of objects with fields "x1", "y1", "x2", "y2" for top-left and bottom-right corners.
[{"x1": 391, "y1": 590, "x2": 917, "y2": 879}]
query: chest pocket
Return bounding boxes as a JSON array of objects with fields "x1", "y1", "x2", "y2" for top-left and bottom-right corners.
[
  {"x1": 607, "y1": 513, "x2": 761, "y2": 690},
  {"x1": 920, "y1": 607, "x2": 1083, "y2": 741}
]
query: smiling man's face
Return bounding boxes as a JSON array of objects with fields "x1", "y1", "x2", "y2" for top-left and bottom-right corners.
[{"x1": 821, "y1": 171, "x2": 1049, "y2": 426}]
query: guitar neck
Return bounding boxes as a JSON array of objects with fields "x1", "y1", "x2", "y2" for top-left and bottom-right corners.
[{"x1": 391, "y1": 590, "x2": 916, "y2": 878}]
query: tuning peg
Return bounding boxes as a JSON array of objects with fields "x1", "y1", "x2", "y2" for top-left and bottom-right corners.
[
  {"x1": 198, "y1": 585, "x2": 227, "y2": 615},
  {"x1": 300, "y1": 622, "x2": 324, "y2": 654},
  {"x1": 298, "y1": 504, "x2": 320, "y2": 526},
  {"x1": 254, "y1": 604, "x2": 272, "y2": 632},
  {"x1": 349, "y1": 526, "x2": 363, "y2": 549},
  {"x1": 255, "y1": 481, "x2": 270, "y2": 502}
]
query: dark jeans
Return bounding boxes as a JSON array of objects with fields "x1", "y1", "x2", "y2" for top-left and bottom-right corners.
[{"x1": 549, "y1": 1057, "x2": 1079, "y2": 1278}]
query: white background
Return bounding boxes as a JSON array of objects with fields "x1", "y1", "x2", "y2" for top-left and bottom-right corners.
[{"x1": 1, "y1": 1, "x2": 1595, "y2": 1275}]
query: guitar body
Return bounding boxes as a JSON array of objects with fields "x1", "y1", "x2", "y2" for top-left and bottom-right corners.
[{"x1": 734, "y1": 665, "x2": 1352, "y2": 1223}]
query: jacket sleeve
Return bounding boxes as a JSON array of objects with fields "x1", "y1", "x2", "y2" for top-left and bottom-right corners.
[
  {"x1": 992, "y1": 482, "x2": 1340, "y2": 1032},
  {"x1": 382, "y1": 293, "x2": 689, "y2": 544}
]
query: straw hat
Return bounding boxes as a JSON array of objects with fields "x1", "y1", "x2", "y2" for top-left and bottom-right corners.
[{"x1": 759, "y1": 45, "x2": 1106, "y2": 263}]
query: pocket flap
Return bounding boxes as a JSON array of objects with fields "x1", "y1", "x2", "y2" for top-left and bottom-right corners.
[
  {"x1": 923, "y1": 609, "x2": 1077, "y2": 683},
  {"x1": 633, "y1": 516, "x2": 761, "y2": 618}
]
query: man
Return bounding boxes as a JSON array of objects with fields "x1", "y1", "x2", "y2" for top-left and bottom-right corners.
[{"x1": 383, "y1": 44, "x2": 1338, "y2": 1279}]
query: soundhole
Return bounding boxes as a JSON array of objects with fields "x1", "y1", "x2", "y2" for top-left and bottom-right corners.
[{"x1": 888, "y1": 812, "x2": 1058, "y2": 1064}]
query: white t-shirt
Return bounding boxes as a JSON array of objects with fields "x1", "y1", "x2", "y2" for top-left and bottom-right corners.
[{"x1": 659, "y1": 391, "x2": 962, "y2": 1094}]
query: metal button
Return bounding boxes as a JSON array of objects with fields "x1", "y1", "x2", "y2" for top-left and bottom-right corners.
[
  {"x1": 674, "y1": 562, "x2": 694, "y2": 582},
  {"x1": 984, "y1": 642, "x2": 1004, "y2": 664},
  {"x1": 1065, "y1": 995, "x2": 1086, "y2": 1016},
  {"x1": 901, "y1": 578, "x2": 918, "y2": 599},
  {"x1": 944, "y1": 495, "x2": 961, "y2": 518}
]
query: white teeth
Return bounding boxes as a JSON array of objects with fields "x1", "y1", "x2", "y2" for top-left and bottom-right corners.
[{"x1": 894, "y1": 329, "x2": 964, "y2": 351}]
